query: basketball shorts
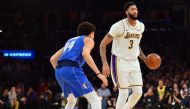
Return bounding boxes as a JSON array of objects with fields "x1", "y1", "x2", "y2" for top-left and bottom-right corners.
[
  {"x1": 111, "y1": 55, "x2": 143, "y2": 89},
  {"x1": 55, "y1": 66, "x2": 94, "y2": 98}
]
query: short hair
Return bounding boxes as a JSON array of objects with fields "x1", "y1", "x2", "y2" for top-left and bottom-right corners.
[
  {"x1": 158, "y1": 79, "x2": 164, "y2": 83},
  {"x1": 123, "y1": 2, "x2": 136, "y2": 11},
  {"x1": 77, "y1": 22, "x2": 96, "y2": 36}
]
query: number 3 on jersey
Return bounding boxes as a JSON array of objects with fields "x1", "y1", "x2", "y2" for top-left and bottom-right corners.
[
  {"x1": 64, "y1": 41, "x2": 76, "y2": 52},
  {"x1": 128, "y1": 40, "x2": 134, "y2": 49}
]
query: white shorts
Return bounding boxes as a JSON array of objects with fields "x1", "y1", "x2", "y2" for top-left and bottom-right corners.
[{"x1": 110, "y1": 55, "x2": 143, "y2": 89}]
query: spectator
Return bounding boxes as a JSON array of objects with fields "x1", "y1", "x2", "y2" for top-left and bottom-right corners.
[
  {"x1": 37, "y1": 79, "x2": 48, "y2": 96},
  {"x1": 173, "y1": 83, "x2": 179, "y2": 91},
  {"x1": 168, "y1": 87, "x2": 182, "y2": 109},
  {"x1": 15, "y1": 85, "x2": 26, "y2": 109},
  {"x1": 156, "y1": 79, "x2": 169, "y2": 108},
  {"x1": 37, "y1": 88, "x2": 52, "y2": 109},
  {"x1": 180, "y1": 83, "x2": 190, "y2": 108},
  {"x1": 8, "y1": 87, "x2": 19, "y2": 109},
  {"x1": 107, "y1": 86, "x2": 118, "y2": 108},
  {"x1": 97, "y1": 84, "x2": 111, "y2": 109},
  {"x1": 180, "y1": 83, "x2": 189, "y2": 99},
  {"x1": 0, "y1": 87, "x2": 11, "y2": 109},
  {"x1": 25, "y1": 87, "x2": 37, "y2": 109},
  {"x1": 143, "y1": 86, "x2": 157, "y2": 109}
]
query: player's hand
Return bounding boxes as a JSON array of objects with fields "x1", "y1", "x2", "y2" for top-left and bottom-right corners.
[
  {"x1": 143, "y1": 57, "x2": 148, "y2": 65},
  {"x1": 97, "y1": 74, "x2": 108, "y2": 86},
  {"x1": 144, "y1": 58, "x2": 154, "y2": 70},
  {"x1": 102, "y1": 63, "x2": 110, "y2": 78}
]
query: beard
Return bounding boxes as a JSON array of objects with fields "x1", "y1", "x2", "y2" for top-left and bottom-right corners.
[{"x1": 128, "y1": 13, "x2": 138, "y2": 20}]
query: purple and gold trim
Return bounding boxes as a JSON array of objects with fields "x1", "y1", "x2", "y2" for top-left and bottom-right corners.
[{"x1": 111, "y1": 55, "x2": 118, "y2": 86}]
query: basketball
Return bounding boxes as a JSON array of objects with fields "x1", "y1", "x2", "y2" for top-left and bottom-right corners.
[{"x1": 146, "y1": 53, "x2": 161, "y2": 70}]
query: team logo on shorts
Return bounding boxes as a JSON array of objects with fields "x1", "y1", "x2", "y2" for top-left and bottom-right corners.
[{"x1": 82, "y1": 83, "x2": 88, "y2": 89}]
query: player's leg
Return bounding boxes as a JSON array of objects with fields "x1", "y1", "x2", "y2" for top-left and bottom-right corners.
[
  {"x1": 65, "y1": 94, "x2": 77, "y2": 109},
  {"x1": 123, "y1": 86, "x2": 142, "y2": 109},
  {"x1": 115, "y1": 88, "x2": 129, "y2": 109},
  {"x1": 112, "y1": 57, "x2": 130, "y2": 109},
  {"x1": 63, "y1": 67, "x2": 100, "y2": 109},
  {"x1": 55, "y1": 67, "x2": 77, "y2": 109},
  {"x1": 122, "y1": 60, "x2": 143, "y2": 109},
  {"x1": 83, "y1": 91, "x2": 101, "y2": 109}
]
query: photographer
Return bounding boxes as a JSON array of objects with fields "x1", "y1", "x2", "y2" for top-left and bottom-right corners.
[{"x1": 168, "y1": 88, "x2": 182, "y2": 109}]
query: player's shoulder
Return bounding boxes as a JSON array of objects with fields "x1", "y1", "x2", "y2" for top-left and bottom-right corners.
[
  {"x1": 84, "y1": 37, "x2": 94, "y2": 44},
  {"x1": 110, "y1": 19, "x2": 126, "y2": 31},
  {"x1": 68, "y1": 36, "x2": 80, "y2": 41},
  {"x1": 137, "y1": 20, "x2": 145, "y2": 33},
  {"x1": 137, "y1": 20, "x2": 145, "y2": 27},
  {"x1": 112, "y1": 19, "x2": 126, "y2": 27}
]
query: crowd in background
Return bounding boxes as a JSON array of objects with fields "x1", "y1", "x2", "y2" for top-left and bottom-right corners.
[
  {"x1": 0, "y1": 44, "x2": 190, "y2": 109},
  {"x1": 0, "y1": 70, "x2": 190, "y2": 109}
]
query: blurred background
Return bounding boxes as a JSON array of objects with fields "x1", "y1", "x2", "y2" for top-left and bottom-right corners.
[{"x1": 0, "y1": 0, "x2": 190, "y2": 109}]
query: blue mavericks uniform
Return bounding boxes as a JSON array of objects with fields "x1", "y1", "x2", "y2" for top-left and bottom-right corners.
[{"x1": 55, "y1": 35, "x2": 94, "y2": 98}]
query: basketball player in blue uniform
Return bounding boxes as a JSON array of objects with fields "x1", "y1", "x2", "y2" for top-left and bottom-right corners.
[{"x1": 50, "y1": 22, "x2": 108, "y2": 109}]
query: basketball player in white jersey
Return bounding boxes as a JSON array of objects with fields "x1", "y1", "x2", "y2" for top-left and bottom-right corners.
[{"x1": 100, "y1": 2, "x2": 147, "y2": 109}]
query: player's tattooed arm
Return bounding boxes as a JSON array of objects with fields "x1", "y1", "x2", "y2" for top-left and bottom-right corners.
[
  {"x1": 100, "y1": 34, "x2": 113, "y2": 64},
  {"x1": 100, "y1": 34, "x2": 113, "y2": 77},
  {"x1": 50, "y1": 47, "x2": 64, "y2": 69},
  {"x1": 139, "y1": 47, "x2": 147, "y2": 63}
]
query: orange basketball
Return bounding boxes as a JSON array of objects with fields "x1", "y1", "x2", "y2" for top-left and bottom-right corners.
[{"x1": 146, "y1": 53, "x2": 161, "y2": 70}]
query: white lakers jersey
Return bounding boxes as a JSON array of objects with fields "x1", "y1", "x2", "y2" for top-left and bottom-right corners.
[{"x1": 108, "y1": 18, "x2": 145, "y2": 60}]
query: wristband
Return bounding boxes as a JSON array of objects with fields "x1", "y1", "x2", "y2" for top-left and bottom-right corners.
[{"x1": 96, "y1": 73, "x2": 101, "y2": 76}]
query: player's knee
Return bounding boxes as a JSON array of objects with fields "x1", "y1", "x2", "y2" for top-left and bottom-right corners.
[
  {"x1": 119, "y1": 89, "x2": 129, "y2": 97},
  {"x1": 67, "y1": 99, "x2": 77, "y2": 104},
  {"x1": 91, "y1": 97, "x2": 101, "y2": 109},
  {"x1": 84, "y1": 91, "x2": 101, "y2": 104},
  {"x1": 67, "y1": 95, "x2": 77, "y2": 104},
  {"x1": 132, "y1": 87, "x2": 143, "y2": 98},
  {"x1": 92, "y1": 98, "x2": 101, "y2": 105},
  {"x1": 95, "y1": 97, "x2": 101, "y2": 104},
  {"x1": 67, "y1": 99, "x2": 77, "y2": 105},
  {"x1": 89, "y1": 95, "x2": 101, "y2": 104}
]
